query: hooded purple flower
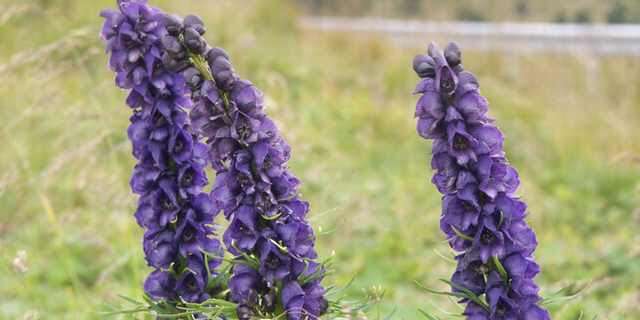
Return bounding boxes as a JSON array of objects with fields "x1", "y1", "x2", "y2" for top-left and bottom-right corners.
[
  {"x1": 224, "y1": 205, "x2": 260, "y2": 252},
  {"x1": 412, "y1": 43, "x2": 549, "y2": 319},
  {"x1": 442, "y1": 191, "x2": 481, "y2": 232},
  {"x1": 451, "y1": 258, "x2": 486, "y2": 296},
  {"x1": 258, "y1": 237, "x2": 292, "y2": 283},
  {"x1": 176, "y1": 255, "x2": 210, "y2": 302},
  {"x1": 301, "y1": 280, "x2": 329, "y2": 316},
  {"x1": 464, "y1": 302, "x2": 490, "y2": 320},
  {"x1": 100, "y1": 0, "x2": 223, "y2": 304},
  {"x1": 229, "y1": 264, "x2": 262, "y2": 305},
  {"x1": 282, "y1": 281, "x2": 306, "y2": 319},
  {"x1": 144, "y1": 270, "x2": 176, "y2": 300}
]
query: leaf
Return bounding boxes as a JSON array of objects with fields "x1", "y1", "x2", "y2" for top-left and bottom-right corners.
[
  {"x1": 439, "y1": 279, "x2": 489, "y2": 311},
  {"x1": 541, "y1": 282, "x2": 590, "y2": 306},
  {"x1": 418, "y1": 308, "x2": 441, "y2": 320},
  {"x1": 451, "y1": 226, "x2": 473, "y2": 241},
  {"x1": 117, "y1": 294, "x2": 144, "y2": 306}
]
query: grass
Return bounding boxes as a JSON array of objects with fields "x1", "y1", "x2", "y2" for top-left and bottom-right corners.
[{"x1": 0, "y1": 0, "x2": 639, "y2": 319}]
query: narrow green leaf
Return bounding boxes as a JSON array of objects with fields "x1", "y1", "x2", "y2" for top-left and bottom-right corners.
[
  {"x1": 417, "y1": 308, "x2": 441, "y2": 320},
  {"x1": 492, "y1": 255, "x2": 508, "y2": 281},
  {"x1": 451, "y1": 226, "x2": 474, "y2": 241}
]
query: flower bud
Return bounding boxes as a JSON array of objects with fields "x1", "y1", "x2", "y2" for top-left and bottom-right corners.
[
  {"x1": 211, "y1": 56, "x2": 237, "y2": 90},
  {"x1": 183, "y1": 67, "x2": 202, "y2": 88},
  {"x1": 184, "y1": 14, "x2": 206, "y2": 35},
  {"x1": 413, "y1": 54, "x2": 435, "y2": 78},
  {"x1": 444, "y1": 42, "x2": 461, "y2": 67},
  {"x1": 205, "y1": 47, "x2": 230, "y2": 66},
  {"x1": 161, "y1": 52, "x2": 189, "y2": 72},
  {"x1": 184, "y1": 27, "x2": 206, "y2": 54},
  {"x1": 162, "y1": 14, "x2": 183, "y2": 36},
  {"x1": 161, "y1": 35, "x2": 183, "y2": 55}
]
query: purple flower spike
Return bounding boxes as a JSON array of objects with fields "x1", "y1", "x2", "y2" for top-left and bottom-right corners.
[
  {"x1": 170, "y1": 23, "x2": 328, "y2": 316},
  {"x1": 100, "y1": 0, "x2": 223, "y2": 303},
  {"x1": 199, "y1": 73, "x2": 328, "y2": 319},
  {"x1": 412, "y1": 43, "x2": 550, "y2": 319}
]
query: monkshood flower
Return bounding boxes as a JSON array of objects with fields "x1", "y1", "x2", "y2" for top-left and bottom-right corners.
[
  {"x1": 412, "y1": 43, "x2": 550, "y2": 319},
  {"x1": 100, "y1": 0, "x2": 223, "y2": 304},
  {"x1": 155, "y1": 12, "x2": 329, "y2": 319}
]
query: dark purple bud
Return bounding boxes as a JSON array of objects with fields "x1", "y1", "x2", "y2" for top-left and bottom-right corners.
[
  {"x1": 184, "y1": 14, "x2": 206, "y2": 35},
  {"x1": 215, "y1": 71, "x2": 237, "y2": 91},
  {"x1": 211, "y1": 56, "x2": 237, "y2": 90},
  {"x1": 161, "y1": 35, "x2": 183, "y2": 55},
  {"x1": 162, "y1": 14, "x2": 183, "y2": 36},
  {"x1": 413, "y1": 54, "x2": 435, "y2": 78},
  {"x1": 205, "y1": 47, "x2": 230, "y2": 66},
  {"x1": 162, "y1": 52, "x2": 190, "y2": 72},
  {"x1": 230, "y1": 80, "x2": 263, "y2": 115},
  {"x1": 210, "y1": 55, "x2": 232, "y2": 73},
  {"x1": 184, "y1": 27, "x2": 207, "y2": 54},
  {"x1": 183, "y1": 67, "x2": 202, "y2": 88},
  {"x1": 444, "y1": 42, "x2": 461, "y2": 67}
]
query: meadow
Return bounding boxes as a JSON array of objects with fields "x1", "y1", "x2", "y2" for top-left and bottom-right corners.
[{"x1": 0, "y1": 0, "x2": 639, "y2": 319}]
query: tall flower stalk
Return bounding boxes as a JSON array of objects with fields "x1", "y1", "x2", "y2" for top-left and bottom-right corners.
[
  {"x1": 154, "y1": 11, "x2": 329, "y2": 320},
  {"x1": 100, "y1": 0, "x2": 223, "y2": 305},
  {"x1": 412, "y1": 43, "x2": 550, "y2": 319}
]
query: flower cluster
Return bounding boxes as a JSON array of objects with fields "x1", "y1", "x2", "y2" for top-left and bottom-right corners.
[
  {"x1": 154, "y1": 15, "x2": 329, "y2": 319},
  {"x1": 412, "y1": 43, "x2": 550, "y2": 319},
  {"x1": 100, "y1": 0, "x2": 223, "y2": 303}
]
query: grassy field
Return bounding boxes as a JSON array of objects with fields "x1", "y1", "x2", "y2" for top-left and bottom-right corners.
[{"x1": 1, "y1": 0, "x2": 639, "y2": 319}]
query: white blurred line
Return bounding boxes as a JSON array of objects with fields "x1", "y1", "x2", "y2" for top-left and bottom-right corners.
[{"x1": 301, "y1": 16, "x2": 640, "y2": 55}]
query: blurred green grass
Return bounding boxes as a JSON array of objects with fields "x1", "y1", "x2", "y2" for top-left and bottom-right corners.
[{"x1": 0, "y1": 0, "x2": 639, "y2": 319}]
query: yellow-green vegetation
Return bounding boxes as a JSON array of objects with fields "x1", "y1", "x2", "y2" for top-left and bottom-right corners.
[{"x1": 1, "y1": 0, "x2": 638, "y2": 319}]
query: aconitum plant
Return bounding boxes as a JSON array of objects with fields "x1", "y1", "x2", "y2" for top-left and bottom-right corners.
[
  {"x1": 412, "y1": 43, "x2": 550, "y2": 319},
  {"x1": 100, "y1": 0, "x2": 223, "y2": 304},
  {"x1": 109, "y1": 6, "x2": 329, "y2": 319},
  {"x1": 155, "y1": 15, "x2": 329, "y2": 319}
]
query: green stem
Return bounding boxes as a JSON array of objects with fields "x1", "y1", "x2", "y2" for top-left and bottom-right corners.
[
  {"x1": 492, "y1": 255, "x2": 509, "y2": 284},
  {"x1": 189, "y1": 53, "x2": 214, "y2": 81}
]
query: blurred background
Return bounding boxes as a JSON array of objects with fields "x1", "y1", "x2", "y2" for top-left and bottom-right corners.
[{"x1": 1, "y1": 0, "x2": 639, "y2": 319}]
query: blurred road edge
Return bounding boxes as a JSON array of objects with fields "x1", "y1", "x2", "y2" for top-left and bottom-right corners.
[{"x1": 300, "y1": 16, "x2": 640, "y2": 56}]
